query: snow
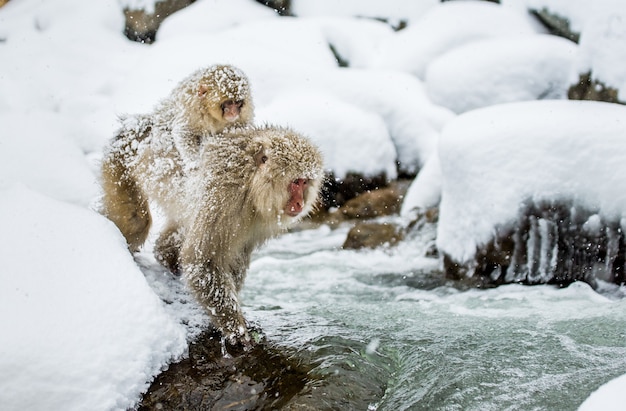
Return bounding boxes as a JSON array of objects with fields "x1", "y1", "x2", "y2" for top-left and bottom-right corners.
[
  {"x1": 511, "y1": 0, "x2": 626, "y2": 101},
  {"x1": 2, "y1": 0, "x2": 626, "y2": 408},
  {"x1": 291, "y1": 0, "x2": 439, "y2": 25},
  {"x1": 579, "y1": 373, "x2": 626, "y2": 411},
  {"x1": 0, "y1": 185, "x2": 187, "y2": 411},
  {"x1": 435, "y1": 100, "x2": 626, "y2": 263},
  {"x1": 370, "y1": 1, "x2": 543, "y2": 78},
  {"x1": 425, "y1": 34, "x2": 578, "y2": 113}
]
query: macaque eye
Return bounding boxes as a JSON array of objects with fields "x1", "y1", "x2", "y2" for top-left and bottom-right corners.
[
  {"x1": 254, "y1": 147, "x2": 268, "y2": 166},
  {"x1": 220, "y1": 100, "x2": 234, "y2": 111},
  {"x1": 236, "y1": 100, "x2": 244, "y2": 108}
]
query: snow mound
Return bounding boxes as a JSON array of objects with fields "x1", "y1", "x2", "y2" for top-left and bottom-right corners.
[
  {"x1": 425, "y1": 34, "x2": 577, "y2": 113},
  {"x1": 436, "y1": 100, "x2": 626, "y2": 263},
  {"x1": 576, "y1": 11, "x2": 626, "y2": 101},
  {"x1": 257, "y1": 90, "x2": 397, "y2": 180},
  {"x1": 0, "y1": 185, "x2": 187, "y2": 411},
  {"x1": 291, "y1": 0, "x2": 439, "y2": 25},
  {"x1": 156, "y1": 0, "x2": 278, "y2": 41},
  {"x1": 579, "y1": 373, "x2": 626, "y2": 411},
  {"x1": 372, "y1": 1, "x2": 541, "y2": 78},
  {"x1": 401, "y1": 153, "x2": 442, "y2": 215},
  {"x1": 0, "y1": 112, "x2": 99, "y2": 207}
]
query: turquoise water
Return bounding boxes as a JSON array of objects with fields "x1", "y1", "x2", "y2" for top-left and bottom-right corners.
[{"x1": 240, "y1": 222, "x2": 626, "y2": 410}]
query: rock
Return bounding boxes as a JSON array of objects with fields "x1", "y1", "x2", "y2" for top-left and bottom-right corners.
[
  {"x1": 255, "y1": 0, "x2": 291, "y2": 16},
  {"x1": 123, "y1": 0, "x2": 195, "y2": 44},
  {"x1": 320, "y1": 171, "x2": 389, "y2": 209},
  {"x1": 343, "y1": 222, "x2": 403, "y2": 249},
  {"x1": 441, "y1": 200, "x2": 626, "y2": 288},
  {"x1": 305, "y1": 179, "x2": 410, "y2": 230},
  {"x1": 569, "y1": 72, "x2": 624, "y2": 105},
  {"x1": 530, "y1": 7, "x2": 580, "y2": 43},
  {"x1": 340, "y1": 180, "x2": 410, "y2": 219},
  {"x1": 138, "y1": 328, "x2": 310, "y2": 410}
]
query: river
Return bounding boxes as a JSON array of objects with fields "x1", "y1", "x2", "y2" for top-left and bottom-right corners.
[{"x1": 141, "y1": 217, "x2": 626, "y2": 410}]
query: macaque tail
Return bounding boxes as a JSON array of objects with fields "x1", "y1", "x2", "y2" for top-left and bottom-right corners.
[{"x1": 101, "y1": 150, "x2": 152, "y2": 252}]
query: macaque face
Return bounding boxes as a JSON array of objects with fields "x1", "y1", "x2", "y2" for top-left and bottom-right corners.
[
  {"x1": 221, "y1": 99, "x2": 244, "y2": 122},
  {"x1": 252, "y1": 143, "x2": 319, "y2": 221},
  {"x1": 285, "y1": 178, "x2": 308, "y2": 217}
]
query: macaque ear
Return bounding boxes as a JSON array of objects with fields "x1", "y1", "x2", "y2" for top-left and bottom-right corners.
[
  {"x1": 198, "y1": 84, "x2": 209, "y2": 97},
  {"x1": 254, "y1": 146, "x2": 268, "y2": 167}
]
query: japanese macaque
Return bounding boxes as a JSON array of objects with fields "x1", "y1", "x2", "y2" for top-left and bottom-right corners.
[
  {"x1": 101, "y1": 124, "x2": 324, "y2": 347},
  {"x1": 145, "y1": 63, "x2": 254, "y2": 163}
]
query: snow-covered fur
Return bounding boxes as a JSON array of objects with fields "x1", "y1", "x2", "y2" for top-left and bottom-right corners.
[{"x1": 101, "y1": 124, "x2": 324, "y2": 347}]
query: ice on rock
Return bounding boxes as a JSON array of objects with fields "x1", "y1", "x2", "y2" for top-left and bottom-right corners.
[{"x1": 437, "y1": 100, "x2": 626, "y2": 284}]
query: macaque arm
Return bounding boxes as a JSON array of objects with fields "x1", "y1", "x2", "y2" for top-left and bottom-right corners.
[
  {"x1": 180, "y1": 214, "x2": 250, "y2": 346},
  {"x1": 184, "y1": 261, "x2": 250, "y2": 346}
]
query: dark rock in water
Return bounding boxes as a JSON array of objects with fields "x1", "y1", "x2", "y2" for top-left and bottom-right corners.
[
  {"x1": 569, "y1": 72, "x2": 624, "y2": 105},
  {"x1": 340, "y1": 180, "x2": 410, "y2": 219},
  {"x1": 320, "y1": 171, "x2": 389, "y2": 209},
  {"x1": 308, "y1": 179, "x2": 410, "y2": 229},
  {"x1": 442, "y1": 200, "x2": 626, "y2": 288},
  {"x1": 343, "y1": 222, "x2": 403, "y2": 249},
  {"x1": 138, "y1": 328, "x2": 311, "y2": 410},
  {"x1": 139, "y1": 328, "x2": 390, "y2": 410}
]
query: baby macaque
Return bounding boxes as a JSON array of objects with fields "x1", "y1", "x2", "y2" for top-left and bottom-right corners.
[
  {"x1": 101, "y1": 124, "x2": 324, "y2": 347},
  {"x1": 145, "y1": 64, "x2": 254, "y2": 164}
]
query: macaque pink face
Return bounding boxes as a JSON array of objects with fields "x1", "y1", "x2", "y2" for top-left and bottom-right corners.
[
  {"x1": 285, "y1": 178, "x2": 308, "y2": 217},
  {"x1": 221, "y1": 99, "x2": 243, "y2": 122}
]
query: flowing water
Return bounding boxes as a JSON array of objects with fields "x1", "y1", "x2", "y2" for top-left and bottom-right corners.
[{"x1": 142, "y1": 217, "x2": 626, "y2": 410}]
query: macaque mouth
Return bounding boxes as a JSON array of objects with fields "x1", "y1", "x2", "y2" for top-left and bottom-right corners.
[
  {"x1": 285, "y1": 178, "x2": 308, "y2": 217},
  {"x1": 222, "y1": 99, "x2": 244, "y2": 122}
]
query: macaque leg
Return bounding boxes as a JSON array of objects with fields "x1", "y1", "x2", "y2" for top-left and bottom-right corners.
[
  {"x1": 101, "y1": 153, "x2": 152, "y2": 252},
  {"x1": 154, "y1": 224, "x2": 183, "y2": 274}
]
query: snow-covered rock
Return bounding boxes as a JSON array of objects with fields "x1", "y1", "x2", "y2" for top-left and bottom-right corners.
[
  {"x1": 436, "y1": 100, "x2": 626, "y2": 283},
  {"x1": 425, "y1": 34, "x2": 577, "y2": 113},
  {"x1": 0, "y1": 185, "x2": 187, "y2": 411},
  {"x1": 372, "y1": 1, "x2": 542, "y2": 78}
]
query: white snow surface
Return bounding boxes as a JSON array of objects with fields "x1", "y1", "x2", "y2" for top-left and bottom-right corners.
[
  {"x1": 2, "y1": 0, "x2": 626, "y2": 409},
  {"x1": 425, "y1": 34, "x2": 578, "y2": 113},
  {"x1": 509, "y1": 0, "x2": 626, "y2": 101},
  {"x1": 0, "y1": 185, "x2": 187, "y2": 411},
  {"x1": 579, "y1": 373, "x2": 626, "y2": 411},
  {"x1": 371, "y1": 1, "x2": 543, "y2": 78},
  {"x1": 436, "y1": 100, "x2": 626, "y2": 264}
]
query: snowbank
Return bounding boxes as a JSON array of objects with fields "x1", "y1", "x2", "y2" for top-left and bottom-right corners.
[
  {"x1": 156, "y1": 0, "x2": 277, "y2": 40},
  {"x1": 258, "y1": 90, "x2": 397, "y2": 180},
  {"x1": 291, "y1": 0, "x2": 438, "y2": 25},
  {"x1": 0, "y1": 112, "x2": 99, "y2": 207},
  {"x1": 0, "y1": 185, "x2": 187, "y2": 411},
  {"x1": 436, "y1": 100, "x2": 626, "y2": 263},
  {"x1": 371, "y1": 1, "x2": 542, "y2": 78},
  {"x1": 401, "y1": 153, "x2": 441, "y2": 215},
  {"x1": 515, "y1": 0, "x2": 626, "y2": 101},
  {"x1": 579, "y1": 373, "x2": 626, "y2": 411},
  {"x1": 425, "y1": 34, "x2": 577, "y2": 113}
]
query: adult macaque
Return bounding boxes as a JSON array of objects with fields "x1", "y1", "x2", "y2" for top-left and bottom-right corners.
[{"x1": 101, "y1": 124, "x2": 324, "y2": 347}]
